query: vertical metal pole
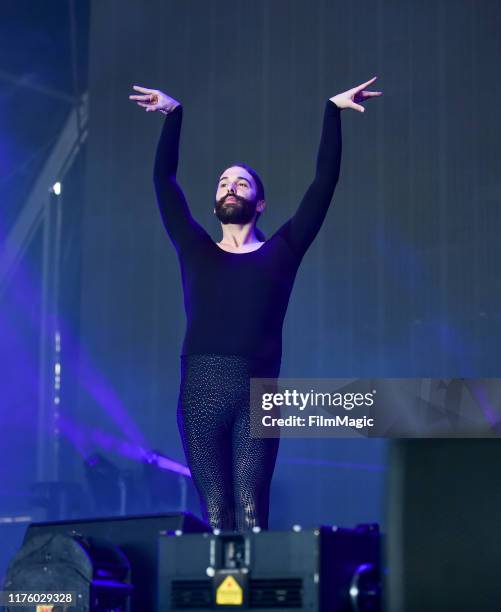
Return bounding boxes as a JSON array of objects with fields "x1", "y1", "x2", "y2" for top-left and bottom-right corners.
[
  {"x1": 51, "y1": 188, "x2": 64, "y2": 481},
  {"x1": 36, "y1": 186, "x2": 64, "y2": 483}
]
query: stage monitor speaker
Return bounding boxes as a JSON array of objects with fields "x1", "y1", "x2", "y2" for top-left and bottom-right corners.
[
  {"x1": 5, "y1": 532, "x2": 132, "y2": 612},
  {"x1": 386, "y1": 439, "x2": 501, "y2": 612},
  {"x1": 23, "y1": 512, "x2": 209, "y2": 611},
  {"x1": 158, "y1": 524, "x2": 381, "y2": 611}
]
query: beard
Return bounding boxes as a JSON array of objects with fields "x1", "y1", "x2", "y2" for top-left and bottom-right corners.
[{"x1": 214, "y1": 194, "x2": 258, "y2": 225}]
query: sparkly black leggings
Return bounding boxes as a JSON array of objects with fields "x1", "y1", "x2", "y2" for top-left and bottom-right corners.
[{"x1": 177, "y1": 354, "x2": 280, "y2": 532}]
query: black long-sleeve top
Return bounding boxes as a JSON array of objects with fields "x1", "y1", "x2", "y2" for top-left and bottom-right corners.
[{"x1": 153, "y1": 101, "x2": 342, "y2": 377}]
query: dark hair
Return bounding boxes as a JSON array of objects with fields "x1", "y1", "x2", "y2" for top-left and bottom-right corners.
[{"x1": 227, "y1": 162, "x2": 266, "y2": 240}]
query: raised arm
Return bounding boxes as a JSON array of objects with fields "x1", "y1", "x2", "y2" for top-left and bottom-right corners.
[
  {"x1": 129, "y1": 85, "x2": 207, "y2": 251},
  {"x1": 275, "y1": 76, "x2": 382, "y2": 257}
]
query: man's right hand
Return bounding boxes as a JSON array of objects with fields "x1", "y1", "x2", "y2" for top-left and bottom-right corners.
[{"x1": 129, "y1": 85, "x2": 180, "y2": 115}]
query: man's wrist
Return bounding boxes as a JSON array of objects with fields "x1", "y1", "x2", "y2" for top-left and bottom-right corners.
[{"x1": 161, "y1": 102, "x2": 182, "y2": 116}]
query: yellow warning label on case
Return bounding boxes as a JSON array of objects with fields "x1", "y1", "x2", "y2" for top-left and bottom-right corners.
[{"x1": 216, "y1": 575, "x2": 243, "y2": 605}]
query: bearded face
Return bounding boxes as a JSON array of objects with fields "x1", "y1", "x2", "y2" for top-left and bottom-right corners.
[
  {"x1": 215, "y1": 166, "x2": 263, "y2": 225},
  {"x1": 214, "y1": 192, "x2": 260, "y2": 225}
]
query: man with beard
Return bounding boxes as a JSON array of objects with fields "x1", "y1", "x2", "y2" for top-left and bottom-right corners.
[
  {"x1": 213, "y1": 162, "x2": 267, "y2": 250},
  {"x1": 129, "y1": 77, "x2": 381, "y2": 531}
]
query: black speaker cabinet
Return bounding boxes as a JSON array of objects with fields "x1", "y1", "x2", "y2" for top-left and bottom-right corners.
[
  {"x1": 158, "y1": 524, "x2": 381, "y2": 611},
  {"x1": 5, "y1": 532, "x2": 132, "y2": 612},
  {"x1": 23, "y1": 512, "x2": 209, "y2": 611}
]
